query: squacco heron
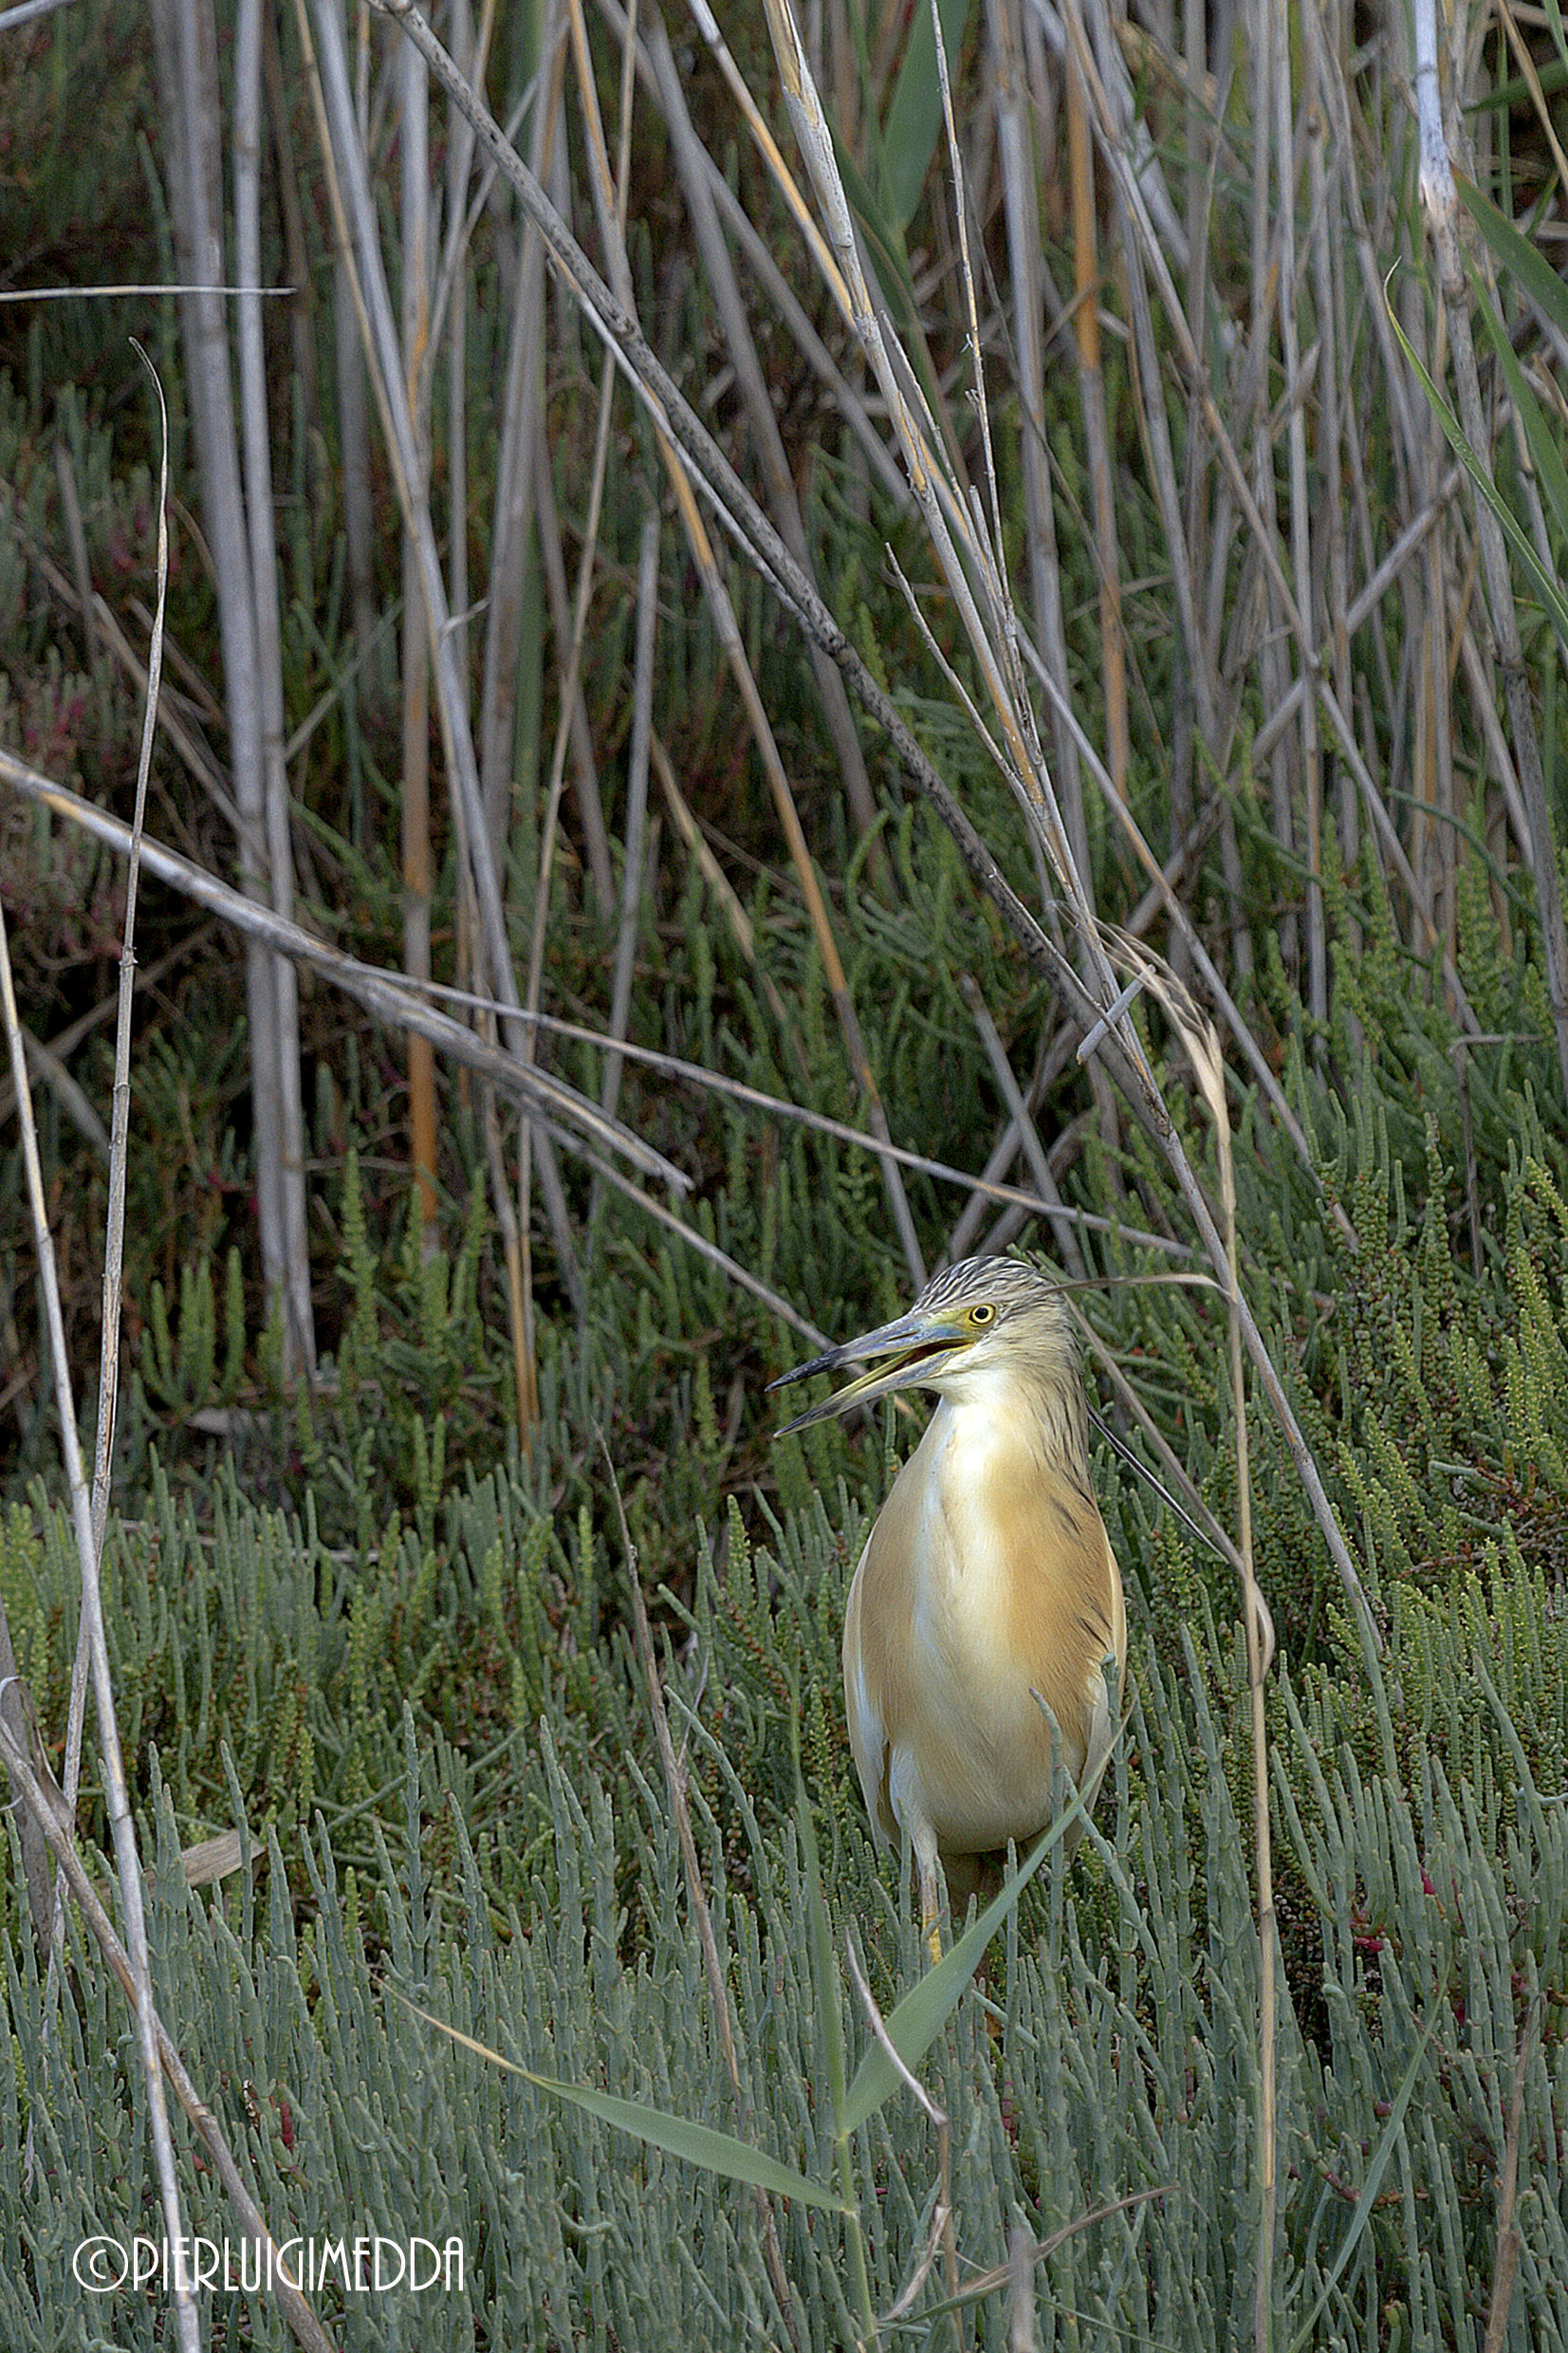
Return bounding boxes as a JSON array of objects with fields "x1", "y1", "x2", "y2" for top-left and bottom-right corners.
[{"x1": 772, "y1": 1256, "x2": 1126, "y2": 1954}]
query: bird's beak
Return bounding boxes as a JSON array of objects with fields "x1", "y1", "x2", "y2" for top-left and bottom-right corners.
[{"x1": 767, "y1": 1308, "x2": 967, "y2": 1435}]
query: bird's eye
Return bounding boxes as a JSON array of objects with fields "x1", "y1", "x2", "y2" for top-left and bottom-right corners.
[{"x1": 968, "y1": 1302, "x2": 996, "y2": 1326}]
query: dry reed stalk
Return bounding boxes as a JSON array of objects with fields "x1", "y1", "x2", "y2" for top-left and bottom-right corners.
[
  {"x1": 599, "y1": 507, "x2": 661, "y2": 1142},
  {"x1": 1065, "y1": 42, "x2": 1127, "y2": 809},
  {"x1": 985, "y1": 0, "x2": 1088, "y2": 887},
  {"x1": 1481, "y1": 1993, "x2": 1540, "y2": 2353},
  {"x1": 398, "y1": 28, "x2": 439, "y2": 1232},
  {"x1": 474, "y1": 6, "x2": 585, "y2": 1425},
  {"x1": 842, "y1": 1927, "x2": 958, "y2": 2324},
  {"x1": 236, "y1": 0, "x2": 316, "y2": 1367},
  {"x1": 151, "y1": 0, "x2": 315, "y2": 1381},
  {"x1": 478, "y1": 9, "x2": 595, "y2": 883},
  {"x1": 511, "y1": 0, "x2": 641, "y2": 1349},
  {"x1": 1412, "y1": 0, "x2": 1568, "y2": 1105},
  {"x1": 1138, "y1": 967, "x2": 1275, "y2": 2344}
]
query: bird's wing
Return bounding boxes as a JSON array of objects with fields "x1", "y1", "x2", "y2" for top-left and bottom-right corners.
[
  {"x1": 842, "y1": 1531, "x2": 898, "y2": 1848},
  {"x1": 1070, "y1": 1523, "x2": 1125, "y2": 1809}
]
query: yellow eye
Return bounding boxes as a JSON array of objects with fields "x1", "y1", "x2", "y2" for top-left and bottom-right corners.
[{"x1": 968, "y1": 1302, "x2": 996, "y2": 1327}]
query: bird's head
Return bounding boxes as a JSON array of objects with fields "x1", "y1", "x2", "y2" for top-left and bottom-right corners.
[{"x1": 768, "y1": 1255, "x2": 1078, "y2": 1435}]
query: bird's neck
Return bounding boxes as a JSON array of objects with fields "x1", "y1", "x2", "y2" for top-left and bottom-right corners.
[{"x1": 932, "y1": 1364, "x2": 1092, "y2": 1491}]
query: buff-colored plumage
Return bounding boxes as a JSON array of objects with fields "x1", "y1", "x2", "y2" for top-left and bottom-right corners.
[{"x1": 772, "y1": 1256, "x2": 1125, "y2": 1948}]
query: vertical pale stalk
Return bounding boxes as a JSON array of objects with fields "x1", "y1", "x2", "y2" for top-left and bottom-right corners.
[
  {"x1": 1249, "y1": 0, "x2": 1298, "y2": 987},
  {"x1": 151, "y1": 0, "x2": 314, "y2": 1376},
  {"x1": 985, "y1": 0, "x2": 1087, "y2": 886},
  {"x1": 1411, "y1": 0, "x2": 1568, "y2": 1103},
  {"x1": 236, "y1": 0, "x2": 317, "y2": 1369},
  {"x1": 600, "y1": 508, "x2": 660, "y2": 1137},
  {"x1": 1267, "y1": 0, "x2": 1326, "y2": 1028},
  {"x1": 1149, "y1": 976, "x2": 1276, "y2": 2344},
  {"x1": 1301, "y1": 2, "x2": 1358, "y2": 994},
  {"x1": 400, "y1": 29, "x2": 439, "y2": 1232},
  {"x1": 1065, "y1": 42, "x2": 1127, "y2": 808},
  {"x1": 444, "y1": 0, "x2": 478, "y2": 1020},
  {"x1": 1227, "y1": 1140, "x2": 1274, "y2": 2353},
  {"x1": 333, "y1": 249, "x2": 381, "y2": 705}
]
